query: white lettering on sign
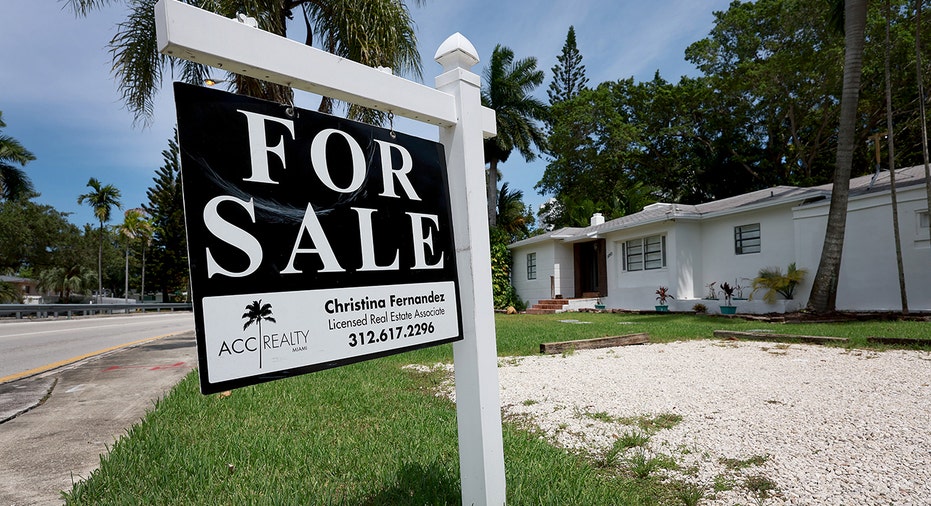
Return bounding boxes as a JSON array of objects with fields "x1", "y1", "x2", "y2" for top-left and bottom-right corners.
[
  {"x1": 237, "y1": 110, "x2": 294, "y2": 185},
  {"x1": 310, "y1": 128, "x2": 366, "y2": 193},
  {"x1": 353, "y1": 207, "x2": 400, "y2": 272},
  {"x1": 204, "y1": 195, "x2": 263, "y2": 278},
  {"x1": 280, "y1": 203, "x2": 346, "y2": 274},
  {"x1": 407, "y1": 212, "x2": 444, "y2": 270},
  {"x1": 202, "y1": 109, "x2": 446, "y2": 279},
  {"x1": 375, "y1": 139, "x2": 421, "y2": 201}
]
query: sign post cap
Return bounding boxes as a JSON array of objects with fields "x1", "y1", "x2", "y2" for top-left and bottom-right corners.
[{"x1": 434, "y1": 33, "x2": 479, "y2": 72}]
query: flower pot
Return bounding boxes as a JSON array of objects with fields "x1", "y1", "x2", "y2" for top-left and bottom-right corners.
[
  {"x1": 720, "y1": 305, "x2": 737, "y2": 315},
  {"x1": 655, "y1": 305, "x2": 669, "y2": 312}
]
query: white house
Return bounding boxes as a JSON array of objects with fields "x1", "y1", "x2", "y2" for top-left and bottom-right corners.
[{"x1": 510, "y1": 165, "x2": 931, "y2": 313}]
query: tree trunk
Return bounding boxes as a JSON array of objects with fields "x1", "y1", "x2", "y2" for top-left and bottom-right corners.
[
  {"x1": 97, "y1": 221, "x2": 104, "y2": 304},
  {"x1": 124, "y1": 245, "x2": 130, "y2": 304},
  {"x1": 807, "y1": 0, "x2": 868, "y2": 313},
  {"x1": 141, "y1": 247, "x2": 146, "y2": 303},
  {"x1": 884, "y1": 0, "x2": 908, "y2": 313},
  {"x1": 487, "y1": 159, "x2": 499, "y2": 227},
  {"x1": 917, "y1": 1, "x2": 931, "y2": 250}
]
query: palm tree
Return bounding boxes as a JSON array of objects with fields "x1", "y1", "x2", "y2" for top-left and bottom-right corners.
[
  {"x1": 66, "y1": 0, "x2": 425, "y2": 125},
  {"x1": 78, "y1": 178, "x2": 122, "y2": 303},
  {"x1": 482, "y1": 45, "x2": 548, "y2": 227},
  {"x1": 37, "y1": 265, "x2": 91, "y2": 302},
  {"x1": 119, "y1": 208, "x2": 153, "y2": 302},
  {"x1": 496, "y1": 182, "x2": 532, "y2": 241},
  {"x1": 807, "y1": 0, "x2": 868, "y2": 313},
  {"x1": 0, "y1": 281, "x2": 21, "y2": 303},
  {"x1": 0, "y1": 111, "x2": 36, "y2": 201},
  {"x1": 242, "y1": 300, "x2": 276, "y2": 369},
  {"x1": 36, "y1": 267, "x2": 65, "y2": 301}
]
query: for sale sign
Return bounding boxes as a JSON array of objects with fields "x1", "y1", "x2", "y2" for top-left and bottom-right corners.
[{"x1": 174, "y1": 83, "x2": 462, "y2": 394}]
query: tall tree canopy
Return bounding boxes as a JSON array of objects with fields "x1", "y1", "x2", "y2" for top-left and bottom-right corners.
[
  {"x1": 0, "y1": 200, "x2": 84, "y2": 275},
  {"x1": 144, "y1": 130, "x2": 188, "y2": 301},
  {"x1": 66, "y1": 0, "x2": 426, "y2": 125},
  {"x1": 482, "y1": 44, "x2": 547, "y2": 227},
  {"x1": 547, "y1": 26, "x2": 589, "y2": 106},
  {"x1": 539, "y1": 0, "x2": 931, "y2": 230}
]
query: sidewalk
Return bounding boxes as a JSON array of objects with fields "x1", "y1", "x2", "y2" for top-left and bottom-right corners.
[{"x1": 0, "y1": 331, "x2": 196, "y2": 505}]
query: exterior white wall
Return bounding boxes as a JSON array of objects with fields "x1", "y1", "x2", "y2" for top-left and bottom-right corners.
[
  {"x1": 674, "y1": 221, "x2": 703, "y2": 300},
  {"x1": 510, "y1": 242, "x2": 574, "y2": 304},
  {"x1": 699, "y1": 206, "x2": 799, "y2": 304},
  {"x1": 601, "y1": 222, "x2": 677, "y2": 310},
  {"x1": 794, "y1": 187, "x2": 931, "y2": 311}
]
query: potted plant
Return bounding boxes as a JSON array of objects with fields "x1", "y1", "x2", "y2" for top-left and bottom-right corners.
[
  {"x1": 704, "y1": 282, "x2": 719, "y2": 300},
  {"x1": 655, "y1": 286, "x2": 674, "y2": 312},
  {"x1": 751, "y1": 263, "x2": 808, "y2": 303},
  {"x1": 719, "y1": 281, "x2": 737, "y2": 314},
  {"x1": 732, "y1": 278, "x2": 750, "y2": 300}
]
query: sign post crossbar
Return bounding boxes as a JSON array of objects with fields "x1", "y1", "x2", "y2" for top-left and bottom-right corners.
[{"x1": 154, "y1": 1, "x2": 506, "y2": 504}]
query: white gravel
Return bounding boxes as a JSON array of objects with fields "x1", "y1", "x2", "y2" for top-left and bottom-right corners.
[{"x1": 423, "y1": 339, "x2": 931, "y2": 505}]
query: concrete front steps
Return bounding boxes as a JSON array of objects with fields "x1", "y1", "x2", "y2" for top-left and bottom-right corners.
[
  {"x1": 526, "y1": 299, "x2": 569, "y2": 314},
  {"x1": 526, "y1": 297, "x2": 600, "y2": 314}
]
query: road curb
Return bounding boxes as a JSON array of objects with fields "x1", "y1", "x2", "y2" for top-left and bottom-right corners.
[{"x1": 0, "y1": 377, "x2": 56, "y2": 423}]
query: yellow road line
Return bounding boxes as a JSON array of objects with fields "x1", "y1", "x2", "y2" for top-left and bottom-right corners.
[{"x1": 0, "y1": 332, "x2": 184, "y2": 384}]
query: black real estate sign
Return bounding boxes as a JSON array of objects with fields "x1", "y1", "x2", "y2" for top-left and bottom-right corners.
[{"x1": 174, "y1": 83, "x2": 462, "y2": 394}]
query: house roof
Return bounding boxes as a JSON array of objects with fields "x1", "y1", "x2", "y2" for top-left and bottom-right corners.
[
  {"x1": 509, "y1": 227, "x2": 583, "y2": 248},
  {"x1": 512, "y1": 165, "x2": 928, "y2": 247},
  {"x1": 814, "y1": 163, "x2": 929, "y2": 197},
  {"x1": 0, "y1": 275, "x2": 35, "y2": 284}
]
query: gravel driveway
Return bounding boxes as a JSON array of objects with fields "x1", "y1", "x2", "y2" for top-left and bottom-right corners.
[{"x1": 491, "y1": 339, "x2": 931, "y2": 505}]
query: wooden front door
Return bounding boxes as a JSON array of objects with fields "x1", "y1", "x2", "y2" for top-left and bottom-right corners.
[{"x1": 574, "y1": 239, "x2": 607, "y2": 298}]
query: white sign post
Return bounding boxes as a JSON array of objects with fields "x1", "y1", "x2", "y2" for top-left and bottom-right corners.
[{"x1": 154, "y1": 1, "x2": 506, "y2": 504}]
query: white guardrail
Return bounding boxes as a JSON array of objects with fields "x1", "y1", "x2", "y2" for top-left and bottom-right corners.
[{"x1": 0, "y1": 303, "x2": 192, "y2": 319}]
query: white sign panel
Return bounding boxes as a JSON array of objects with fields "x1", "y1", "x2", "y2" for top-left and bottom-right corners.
[{"x1": 201, "y1": 281, "x2": 458, "y2": 383}]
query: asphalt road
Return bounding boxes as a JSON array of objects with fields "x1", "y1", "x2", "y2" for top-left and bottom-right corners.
[
  {"x1": 0, "y1": 312, "x2": 195, "y2": 381},
  {"x1": 0, "y1": 330, "x2": 197, "y2": 505}
]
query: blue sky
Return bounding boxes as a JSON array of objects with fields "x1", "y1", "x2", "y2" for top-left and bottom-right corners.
[{"x1": 1, "y1": 0, "x2": 732, "y2": 228}]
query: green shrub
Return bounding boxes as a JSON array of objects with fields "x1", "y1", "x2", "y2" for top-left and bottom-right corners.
[
  {"x1": 490, "y1": 227, "x2": 522, "y2": 309},
  {"x1": 751, "y1": 263, "x2": 808, "y2": 303}
]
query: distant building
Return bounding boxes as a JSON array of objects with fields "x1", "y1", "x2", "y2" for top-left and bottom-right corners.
[{"x1": 0, "y1": 275, "x2": 39, "y2": 303}]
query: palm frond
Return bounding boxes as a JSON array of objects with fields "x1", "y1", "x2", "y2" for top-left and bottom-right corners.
[
  {"x1": 108, "y1": 0, "x2": 164, "y2": 126},
  {"x1": 0, "y1": 134, "x2": 36, "y2": 166},
  {"x1": 65, "y1": 0, "x2": 119, "y2": 17},
  {"x1": 0, "y1": 165, "x2": 36, "y2": 201}
]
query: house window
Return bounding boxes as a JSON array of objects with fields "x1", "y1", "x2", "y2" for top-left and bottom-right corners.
[
  {"x1": 526, "y1": 252, "x2": 536, "y2": 280},
  {"x1": 735, "y1": 223, "x2": 761, "y2": 255},
  {"x1": 919, "y1": 211, "x2": 929, "y2": 231},
  {"x1": 623, "y1": 235, "x2": 666, "y2": 271}
]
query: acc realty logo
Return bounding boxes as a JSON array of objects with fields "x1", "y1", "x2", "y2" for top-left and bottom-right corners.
[{"x1": 214, "y1": 298, "x2": 311, "y2": 369}]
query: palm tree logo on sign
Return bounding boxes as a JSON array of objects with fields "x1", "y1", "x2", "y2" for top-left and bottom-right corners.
[{"x1": 242, "y1": 300, "x2": 275, "y2": 369}]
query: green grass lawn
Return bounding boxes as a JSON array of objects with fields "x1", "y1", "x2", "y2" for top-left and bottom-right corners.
[{"x1": 63, "y1": 313, "x2": 929, "y2": 504}]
